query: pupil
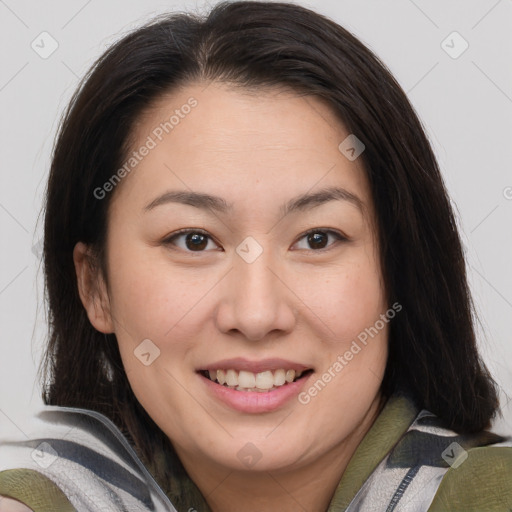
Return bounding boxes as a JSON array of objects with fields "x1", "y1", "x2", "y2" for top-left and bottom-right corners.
[
  {"x1": 184, "y1": 232, "x2": 328, "y2": 251},
  {"x1": 308, "y1": 232, "x2": 327, "y2": 249},
  {"x1": 186, "y1": 233, "x2": 207, "y2": 251}
]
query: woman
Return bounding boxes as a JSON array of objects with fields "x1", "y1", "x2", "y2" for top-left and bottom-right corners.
[{"x1": 0, "y1": 1, "x2": 510, "y2": 511}]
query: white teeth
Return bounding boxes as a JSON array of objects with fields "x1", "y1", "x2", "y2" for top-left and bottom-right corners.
[
  {"x1": 274, "y1": 369, "x2": 286, "y2": 386},
  {"x1": 226, "y1": 369, "x2": 238, "y2": 387},
  {"x1": 238, "y1": 370, "x2": 256, "y2": 388},
  {"x1": 255, "y1": 371, "x2": 274, "y2": 390},
  {"x1": 205, "y1": 368, "x2": 307, "y2": 390}
]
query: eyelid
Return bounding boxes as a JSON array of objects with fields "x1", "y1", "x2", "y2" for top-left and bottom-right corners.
[
  {"x1": 291, "y1": 228, "x2": 348, "y2": 251},
  {"x1": 162, "y1": 228, "x2": 221, "y2": 250},
  {"x1": 162, "y1": 227, "x2": 348, "y2": 252}
]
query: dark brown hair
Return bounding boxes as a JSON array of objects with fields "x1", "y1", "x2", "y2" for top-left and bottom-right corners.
[{"x1": 41, "y1": 0, "x2": 500, "y2": 505}]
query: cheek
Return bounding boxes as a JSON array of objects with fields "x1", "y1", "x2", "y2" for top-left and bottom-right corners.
[
  {"x1": 107, "y1": 233, "x2": 385, "y2": 346},
  {"x1": 107, "y1": 245, "x2": 211, "y2": 340},
  {"x1": 315, "y1": 252, "x2": 389, "y2": 405},
  {"x1": 295, "y1": 251, "x2": 385, "y2": 343}
]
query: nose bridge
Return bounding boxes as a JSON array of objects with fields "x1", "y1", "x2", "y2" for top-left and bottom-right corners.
[
  {"x1": 215, "y1": 235, "x2": 296, "y2": 340},
  {"x1": 234, "y1": 236, "x2": 281, "y2": 315},
  {"x1": 237, "y1": 243, "x2": 277, "y2": 304}
]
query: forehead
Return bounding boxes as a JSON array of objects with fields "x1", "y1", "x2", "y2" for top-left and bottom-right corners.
[{"x1": 113, "y1": 81, "x2": 372, "y2": 218}]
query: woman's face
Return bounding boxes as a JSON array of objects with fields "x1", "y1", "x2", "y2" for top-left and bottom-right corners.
[{"x1": 76, "y1": 82, "x2": 389, "y2": 475}]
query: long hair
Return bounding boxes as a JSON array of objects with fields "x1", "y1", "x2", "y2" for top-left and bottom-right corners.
[{"x1": 41, "y1": 0, "x2": 500, "y2": 503}]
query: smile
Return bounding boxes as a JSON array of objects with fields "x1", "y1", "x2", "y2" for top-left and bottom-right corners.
[
  {"x1": 199, "y1": 368, "x2": 313, "y2": 392},
  {"x1": 197, "y1": 358, "x2": 315, "y2": 413}
]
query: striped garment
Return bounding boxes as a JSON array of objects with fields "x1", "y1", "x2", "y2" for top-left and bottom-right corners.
[
  {"x1": 341, "y1": 409, "x2": 512, "y2": 511},
  {"x1": 0, "y1": 407, "x2": 176, "y2": 511},
  {"x1": 1, "y1": 393, "x2": 511, "y2": 511}
]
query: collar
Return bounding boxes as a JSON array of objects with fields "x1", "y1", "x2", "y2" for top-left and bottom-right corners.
[
  {"x1": 156, "y1": 392, "x2": 419, "y2": 511},
  {"x1": 326, "y1": 392, "x2": 419, "y2": 511}
]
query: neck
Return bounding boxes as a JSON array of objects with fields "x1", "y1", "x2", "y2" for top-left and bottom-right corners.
[{"x1": 175, "y1": 393, "x2": 384, "y2": 512}]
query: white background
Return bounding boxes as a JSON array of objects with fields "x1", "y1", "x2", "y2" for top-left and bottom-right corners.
[{"x1": 0, "y1": 0, "x2": 511, "y2": 438}]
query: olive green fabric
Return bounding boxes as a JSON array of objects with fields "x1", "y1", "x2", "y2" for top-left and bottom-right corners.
[
  {"x1": 149, "y1": 393, "x2": 418, "y2": 511},
  {"x1": 428, "y1": 445, "x2": 512, "y2": 511},
  {"x1": 167, "y1": 393, "x2": 512, "y2": 511},
  {"x1": 0, "y1": 468, "x2": 75, "y2": 511},
  {"x1": 1, "y1": 394, "x2": 511, "y2": 511},
  {"x1": 325, "y1": 394, "x2": 418, "y2": 511}
]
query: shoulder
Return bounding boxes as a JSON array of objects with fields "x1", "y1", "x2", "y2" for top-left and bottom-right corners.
[
  {"x1": 428, "y1": 444, "x2": 512, "y2": 511},
  {"x1": 0, "y1": 468, "x2": 72, "y2": 511},
  {"x1": 350, "y1": 399, "x2": 512, "y2": 512},
  {"x1": 0, "y1": 406, "x2": 176, "y2": 511}
]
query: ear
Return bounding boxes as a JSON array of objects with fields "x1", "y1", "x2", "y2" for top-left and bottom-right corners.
[{"x1": 73, "y1": 241, "x2": 114, "y2": 333}]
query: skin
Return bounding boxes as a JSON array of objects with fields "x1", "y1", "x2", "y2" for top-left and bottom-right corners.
[
  {"x1": 0, "y1": 497, "x2": 34, "y2": 512},
  {"x1": 74, "y1": 81, "x2": 389, "y2": 512}
]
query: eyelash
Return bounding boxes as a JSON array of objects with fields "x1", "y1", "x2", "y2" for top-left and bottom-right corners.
[{"x1": 161, "y1": 228, "x2": 348, "y2": 253}]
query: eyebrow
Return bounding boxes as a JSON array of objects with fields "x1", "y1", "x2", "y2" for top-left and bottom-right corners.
[{"x1": 143, "y1": 186, "x2": 364, "y2": 216}]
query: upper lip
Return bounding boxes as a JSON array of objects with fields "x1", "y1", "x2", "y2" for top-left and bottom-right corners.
[{"x1": 199, "y1": 357, "x2": 312, "y2": 374}]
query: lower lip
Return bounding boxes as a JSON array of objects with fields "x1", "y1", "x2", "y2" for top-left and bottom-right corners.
[{"x1": 199, "y1": 372, "x2": 313, "y2": 413}]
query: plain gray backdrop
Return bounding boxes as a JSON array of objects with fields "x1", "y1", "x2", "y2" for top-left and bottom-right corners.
[{"x1": 0, "y1": 0, "x2": 511, "y2": 438}]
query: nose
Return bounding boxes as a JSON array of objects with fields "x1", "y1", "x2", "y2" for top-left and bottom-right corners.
[{"x1": 214, "y1": 241, "x2": 297, "y2": 341}]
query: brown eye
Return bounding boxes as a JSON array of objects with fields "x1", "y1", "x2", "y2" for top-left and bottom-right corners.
[
  {"x1": 184, "y1": 232, "x2": 209, "y2": 251},
  {"x1": 163, "y1": 229, "x2": 219, "y2": 252},
  {"x1": 308, "y1": 232, "x2": 328, "y2": 249},
  {"x1": 293, "y1": 229, "x2": 346, "y2": 251}
]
